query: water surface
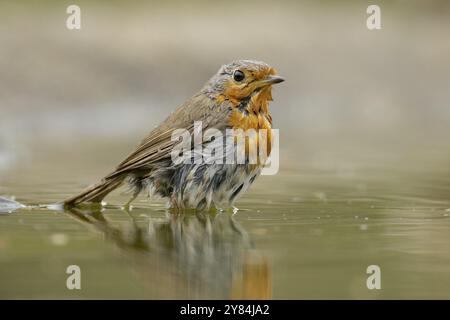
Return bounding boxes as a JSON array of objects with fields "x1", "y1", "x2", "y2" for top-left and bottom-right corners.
[{"x1": 0, "y1": 143, "x2": 449, "y2": 299}]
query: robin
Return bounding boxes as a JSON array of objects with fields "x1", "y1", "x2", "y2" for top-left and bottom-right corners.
[{"x1": 64, "y1": 60, "x2": 284, "y2": 210}]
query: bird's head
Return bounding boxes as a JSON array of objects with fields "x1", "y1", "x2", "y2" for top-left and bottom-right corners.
[{"x1": 204, "y1": 60, "x2": 284, "y2": 109}]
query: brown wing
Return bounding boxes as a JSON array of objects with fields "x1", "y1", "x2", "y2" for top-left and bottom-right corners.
[{"x1": 106, "y1": 93, "x2": 231, "y2": 179}]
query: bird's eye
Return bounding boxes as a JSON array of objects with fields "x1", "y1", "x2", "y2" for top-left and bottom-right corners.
[{"x1": 233, "y1": 70, "x2": 245, "y2": 82}]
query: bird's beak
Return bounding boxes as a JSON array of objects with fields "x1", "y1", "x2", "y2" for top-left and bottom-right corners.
[{"x1": 259, "y1": 75, "x2": 285, "y2": 87}]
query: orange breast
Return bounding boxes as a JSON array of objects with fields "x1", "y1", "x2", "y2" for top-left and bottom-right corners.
[{"x1": 227, "y1": 87, "x2": 274, "y2": 164}]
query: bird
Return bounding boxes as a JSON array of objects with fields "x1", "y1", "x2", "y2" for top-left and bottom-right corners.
[{"x1": 63, "y1": 60, "x2": 284, "y2": 211}]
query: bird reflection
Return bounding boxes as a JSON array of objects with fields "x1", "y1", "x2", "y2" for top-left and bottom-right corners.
[{"x1": 65, "y1": 206, "x2": 271, "y2": 299}]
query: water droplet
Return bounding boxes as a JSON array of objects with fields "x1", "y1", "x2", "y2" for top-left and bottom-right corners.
[
  {"x1": 50, "y1": 233, "x2": 69, "y2": 246},
  {"x1": 314, "y1": 192, "x2": 327, "y2": 202}
]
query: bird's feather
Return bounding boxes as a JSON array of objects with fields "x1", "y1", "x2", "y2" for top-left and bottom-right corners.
[{"x1": 109, "y1": 93, "x2": 231, "y2": 177}]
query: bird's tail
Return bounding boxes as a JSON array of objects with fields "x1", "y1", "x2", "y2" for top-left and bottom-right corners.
[{"x1": 63, "y1": 175, "x2": 124, "y2": 207}]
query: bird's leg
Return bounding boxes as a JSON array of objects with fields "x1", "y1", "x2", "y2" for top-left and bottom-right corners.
[
  {"x1": 123, "y1": 190, "x2": 139, "y2": 210},
  {"x1": 225, "y1": 206, "x2": 239, "y2": 215}
]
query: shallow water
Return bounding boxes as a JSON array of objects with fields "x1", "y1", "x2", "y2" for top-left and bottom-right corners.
[{"x1": 0, "y1": 143, "x2": 449, "y2": 299}]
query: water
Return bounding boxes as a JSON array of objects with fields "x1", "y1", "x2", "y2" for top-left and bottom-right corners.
[{"x1": 0, "y1": 142, "x2": 449, "y2": 299}]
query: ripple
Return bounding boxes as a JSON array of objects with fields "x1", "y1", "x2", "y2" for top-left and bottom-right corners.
[{"x1": 0, "y1": 196, "x2": 25, "y2": 213}]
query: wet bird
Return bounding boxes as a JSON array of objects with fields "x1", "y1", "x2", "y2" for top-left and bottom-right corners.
[{"x1": 64, "y1": 60, "x2": 284, "y2": 210}]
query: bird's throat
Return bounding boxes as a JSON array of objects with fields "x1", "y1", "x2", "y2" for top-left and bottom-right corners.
[{"x1": 227, "y1": 87, "x2": 274, "y2": 161}]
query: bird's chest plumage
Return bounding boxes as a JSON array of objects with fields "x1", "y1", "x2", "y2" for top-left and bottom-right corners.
[
  {"x1": 171, "y1": 162, "x2": 261, "y2": 210},
  {"x1": 167, "y1": 92, "x2": 273, "y2": 210}
]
